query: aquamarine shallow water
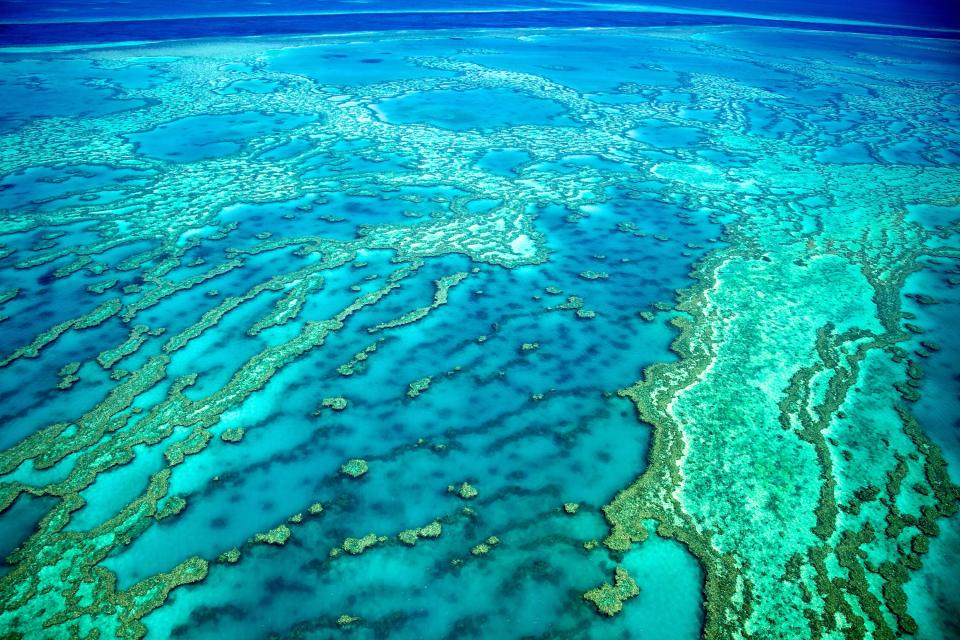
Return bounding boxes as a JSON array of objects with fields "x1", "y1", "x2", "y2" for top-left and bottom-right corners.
[{"x1": 0, "y1": 20, "x2": 958, "y2": 640}]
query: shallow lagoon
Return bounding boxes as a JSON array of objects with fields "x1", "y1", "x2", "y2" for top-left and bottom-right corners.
[{"x1": 0, "y1": 21, "x2": 958, "y2": 640}]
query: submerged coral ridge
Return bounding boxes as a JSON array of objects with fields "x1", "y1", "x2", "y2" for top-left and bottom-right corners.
[
  {"x1": 0, "y1": 23, "x2": 958, "y2": 640},
  {"x1": 605, "y1": 112, "x2": 960, "y2": 637}
]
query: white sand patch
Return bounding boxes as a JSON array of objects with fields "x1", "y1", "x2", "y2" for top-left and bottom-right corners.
[{"x1": 510, "y1": 234, "x2": 535, "y2": 257}]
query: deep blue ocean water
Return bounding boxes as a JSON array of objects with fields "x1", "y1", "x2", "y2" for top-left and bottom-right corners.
[{"x1": 1, "y1": 0, "x2": 958, "y2": 45}]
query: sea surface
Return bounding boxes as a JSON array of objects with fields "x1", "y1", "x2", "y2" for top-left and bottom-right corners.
[{"x1": 0, "y1": 4, "x2": 958, "y2": 640}]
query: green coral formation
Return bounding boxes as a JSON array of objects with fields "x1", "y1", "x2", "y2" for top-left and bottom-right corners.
[
  {"x1": 418, "y1": 520, "x2": 442, "y2": 538},
  {"x1": 602, "y1": 134, "x2": 960, "y2": 639},
  {"x1": 578, "y1": 270, "x2": 608, "y2": 280},
  {"x1": 342, "y1": 533, "x2": 382, "y2": 555},
  {"x1": 368, "y1": 271, "x2": 468, "y2": 332},
  {"x1": 340, "y1": 458, "x2": 369, "y2": 478},
  {"x1": 337, "y1": 614, "x2": 360, "y2": 627},
  {"x1": 407, "y1": 376, "x2": 432, "y2": 399},
  {"x1": 321, "y1": 396, "x2": 348, "y2": 411},
  {"x1": 398, "y1": 520, "x2": 443, "y2": 546},
  {"x1": 156, "y1": 495, "x2": 187, "y2": 521},
  {"x1": 253, "y1": 524, "x2": 292, "y2": 546},
  {"x1": 96, "y1": 324, "x2": 157, "y2": 369},
  {"x1": 470, "y1": 535, "x2": 501, "y2": 556},
  {"x1": 398, "y1": 529, "x2": 420, "y2": 546},
  {"x1": 448, "y1": 482, "x2": 478, "y2": 499},
  {"x1": 220, "y1": 427, "x2": 245, "y2": 443},
  {"x1": 56, "y1": 361, "x2": 82, "y2": 390},
  {"x1": 336, "y1": 338, "x2": 384, "y2": 376},
  {"x1": 0, "y1": 466, "x2": 209, "y2": 637},
  {"x1": 164, "y1": 427, "x2": 213, "y2": 466},
  {"x1": 0, "y1": 298, "x2": 120, "y2": 367},
  {"x1": 583, "y1": 567, "x2": 640, "y2": 616},
  {"x1": 217, "y1": 548, "x2": 241, "y2": 564}
]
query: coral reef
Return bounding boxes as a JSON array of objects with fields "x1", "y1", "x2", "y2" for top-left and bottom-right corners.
[
  {"x1": 583, "y1": 567, "x2": 640, "y2": 616},
  {"x1": 0, "y1": 23, "x2": 955, "y2": 640},
  {"x1": 340, "y1": 459, "x2": 369, "y2": 478},
  {"x1": 448, "y1": 482, "x2": 478, "y2": 499}
]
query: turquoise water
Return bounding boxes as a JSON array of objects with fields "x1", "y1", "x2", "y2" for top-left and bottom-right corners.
[
  {"x1": 374, "y1": 88, "x2": 579, "y2": 131},
  {"x1": 0, "y1": 19, "x2": 958, "y2": 640},
  {"x1": 126, "y1": 112, "x2": 319, "y2": 163}
]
